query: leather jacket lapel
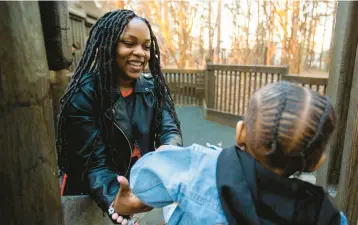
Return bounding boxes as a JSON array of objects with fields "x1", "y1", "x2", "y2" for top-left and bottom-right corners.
[{"x1": 112, "y1": 96, "x2": 133, "y2": 142}]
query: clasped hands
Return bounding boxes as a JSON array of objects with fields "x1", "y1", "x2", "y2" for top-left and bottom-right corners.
[
  {"x1": 111, "y1": 145, "x2": 169, "y2": 224},
  {"x1": 111, "y1": 175, "x2": 152, "y2": 224}
]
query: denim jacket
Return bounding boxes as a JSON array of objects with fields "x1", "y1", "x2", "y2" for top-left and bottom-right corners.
[{"x1": 129, "y1": 144, "x2": 348, "y2": 225}]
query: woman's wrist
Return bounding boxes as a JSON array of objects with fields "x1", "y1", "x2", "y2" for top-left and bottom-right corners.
[
  {"x1": 108, "y1": 201, "x2": 137, "y2": 224},
  {"x1": 108, "y1": 201, "x2": 116, "y2": 216}
]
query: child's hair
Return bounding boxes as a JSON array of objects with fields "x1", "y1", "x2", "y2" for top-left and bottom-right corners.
[{"x1": 244, "y1": 81, "x2": 336, "y2": 176}]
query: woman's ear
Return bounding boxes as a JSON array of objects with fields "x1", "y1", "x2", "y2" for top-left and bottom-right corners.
[{"x1": 236, "y1": 121, "x2": 247, "y2": 148}]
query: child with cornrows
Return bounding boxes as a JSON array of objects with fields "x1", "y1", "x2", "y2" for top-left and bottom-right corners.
[{"x1": 115, "y1": 81, "x2": 348, "y2": 225}]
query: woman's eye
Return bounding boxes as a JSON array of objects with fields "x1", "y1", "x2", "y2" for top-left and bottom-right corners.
[
  {"x1": 123, "y1": 41, "x2": 134, "y2": 46},
  {"x1": 145, "y1": 46, "x2": 151, "y2": 50}
]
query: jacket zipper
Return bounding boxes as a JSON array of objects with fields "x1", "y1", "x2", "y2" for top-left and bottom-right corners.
[{"x1": 106, "y1": 111, "x2": 133, "y2": 177}]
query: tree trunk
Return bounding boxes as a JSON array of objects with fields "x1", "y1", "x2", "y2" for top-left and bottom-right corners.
[
  {"x1": 0, "y1": 2, "x2": 64, "y2": 225},
  {"x1": 299, "y1": 1, "x2": 309, "y2": 72},
  {"x1": 327, "y1": 2, "x2": 338, "y2": 72},
  {"x1": 305, "y1": 2, "x2": 316, "y2": 70},
  {"x1": 256, "y1": 0, "x2": 260, "y2": 64},
  {"x1": 264, "y1": 1, "x2": 274, "y2": 65},
  {"x1": 199, "y1": 16, "x2": 204, "y2": 66},
  {"x1": 289, "y1": 0, "x2": 300, "y2": 73},
  {"x1": 320, "y1": 4, "x2": 329, "y2": 70},
  {"x1": 216, "y1": 0, "x2": 222, "y2": 63},
  {"x1": 208, "y1": 0, "x2": 213, "y2": 63},
  {"x1": 245, "y1": 0, "x2": 251, "y2": 64}
]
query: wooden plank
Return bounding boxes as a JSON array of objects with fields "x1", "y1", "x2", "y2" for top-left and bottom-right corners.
[
  {"x1": 183, "y1": 73, "x2": 187, "y2": 105},
  {"x1": 253, "y1": 72, "x2": 257, "y2": 93},
  {"x1": 189, "y1": 73, "x2": 193, "y2": 105},
  {"x1": 179, "y1": 72, "x2": 183, "y2": 105},
  {"x1": 247, "y1": 72, "x2": 252, "y2": 112},
  {"x1": 336, "y1": 29, "x2": 358, "y2": 225},
  {"x1": 229, "y1": 71, "x2": 233, "y2": 113},
  {"x1": 0, "y1": 2, "x2": 64, "y2": 224},
  {"x1": 224, "y1": 70, "x2": 228, "y2": 112},
  {"x1": 265, "y1": 72, "x2": 268, "y2": 85},
  {"x1": 219, "y1": 70, "x2": 222, "y2": 111},
  {"x1": 233, "y1": 71, "x2": 238, "y2": 114},
  {"x1": 237, "y1": 72, "x2": 242, "y2": 115},
  {"x1": 242, "y1": 71, "x2": 247, "y2": 115},
  {"x1": 175, "y1": 73, "x2": 179, "y2": 104},
  {"x1": 214, "y1": 70, "x2": 218, "y2": 109},
  {"x1": 207, "y1": 63, "x2": 288, "y2": 75},
  {"x1": 161, "y1": 69, "x2": 205, "y2": 74},
  {"x1": 317, "y1": 1, "x2": 358, "y2": 191},
  {"x1": 206, "y1": 66, "x2": 216, "y2": 109},
  {"x1": 281, "y1": 74, "x2": 328, "y2": 86}
]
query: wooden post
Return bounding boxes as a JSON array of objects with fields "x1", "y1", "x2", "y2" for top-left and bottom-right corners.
[
  {"x1": 0, "y1": 2, "x2": 64, "y2": 225},
  {"x1": 315, "y1": 1, "x2": 358, "y2": 224},
  {"x1": 316, "y1": 1, "x2": 358, "y2": 189},
  {"x1": 205, "y1": 63, "x2": 216, "y2": 109},
  {"x1": 337, "y1": 38, "x2": 358, "y2": 225}
]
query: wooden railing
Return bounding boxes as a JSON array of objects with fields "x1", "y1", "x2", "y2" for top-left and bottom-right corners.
[
  {"x1": 205, "y1": 64, "x2": 289, "y2": 116},
  {"x1": 281, "y1": 74, "x2": 328, "y2": 96},
  {"x1": 162, "y1": 69, "x2": 204, "y2": 105},
  {"x1": 161, "y1": 66, "x2": 330, "y2": 117}
]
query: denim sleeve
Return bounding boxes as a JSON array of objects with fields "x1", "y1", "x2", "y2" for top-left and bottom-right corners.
[
  {"x1": 129, "y1": 145, "x2": 191, "y2": 208},
  {"x1": 340, "y1": 212, "x2": 348, "y2": 225}
]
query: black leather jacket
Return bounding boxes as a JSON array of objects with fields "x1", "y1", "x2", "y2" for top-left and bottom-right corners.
[{"x1": 62, "y1": 71, "x2": 182, "y2": 212}]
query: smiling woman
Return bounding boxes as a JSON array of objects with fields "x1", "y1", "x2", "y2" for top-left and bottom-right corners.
[
  {"x1": 56, "y1": 10, "x2": 182, "y2": 225},
  {"x1": 116, "y1": 18, "x2": 151, "y2": 80}
]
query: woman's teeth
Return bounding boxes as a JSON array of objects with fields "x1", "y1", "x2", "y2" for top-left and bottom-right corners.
[{"x1": 128, "y1": 61, "x2": 143, "y2": 66}]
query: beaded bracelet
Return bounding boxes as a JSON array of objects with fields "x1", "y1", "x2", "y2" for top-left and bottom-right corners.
[{"x1": 108, "y1": 203, "x2": 139, "y2": 224}]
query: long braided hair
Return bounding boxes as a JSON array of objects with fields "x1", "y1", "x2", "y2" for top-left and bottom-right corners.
[
  {"x1": 244, "y1": 81, "x2": 335, "y2": 176},
  {"x1": 56, "y1": 10, "x2": 181, "y2": 175}
]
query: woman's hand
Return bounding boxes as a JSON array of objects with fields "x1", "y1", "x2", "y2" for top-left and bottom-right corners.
[{"x1": 111, "y1": 176, "x2": 152, "y2": 224}]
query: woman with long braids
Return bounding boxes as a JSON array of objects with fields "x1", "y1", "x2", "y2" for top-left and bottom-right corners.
[{"x1": 57, "y1": 10, "x2": 182, "y2": 224}]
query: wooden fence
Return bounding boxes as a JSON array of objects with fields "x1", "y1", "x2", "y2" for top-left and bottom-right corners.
[
  {"x1": 281, "y1": 75, "x2": 328, "y2": 95},
  {"x1": 202, "y1": 64, "x2": 329, "y2": 123},
  {"x1": 205, "y1": 64, "x2": 289, "y2": 116},
  {"x1": 160, "y1": 65, "x2": 329, "y2": 122},
  {"x1": 162, "y1": 69, "x2": 204, "y2": 105},
  {"x1": 68, "y1": 10, "x2": 96, "y2": 71}
]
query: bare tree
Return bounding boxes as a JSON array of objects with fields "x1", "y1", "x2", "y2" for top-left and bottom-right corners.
[{"x1": 136, "y1": 1, "x2": 198, "y2": 68}]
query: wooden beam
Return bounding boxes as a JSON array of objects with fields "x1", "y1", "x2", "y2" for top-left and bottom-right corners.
[
  {"x1": 207, "y1": 63, "x2": 288, "y2": 75},
  {"x1": 336, "y1": 34, "x2": 358, "y2": 225},
  {"x1": 39, "y1": 1, "x2": 72, "y2": 71},
  {"x1": 0, "y1": 2, "x2": 64, "y2": 224},
  {"x1": 316, "y1": 1, "x2": 358, "y2": 189}
]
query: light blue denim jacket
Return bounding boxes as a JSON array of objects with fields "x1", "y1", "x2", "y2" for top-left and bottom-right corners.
[
  {"x1": 129, "y1": 144, "x2": 348, "y2": 225},
  {"x1": 130, "y1": 144, "x2": 227, "y2": 224}
]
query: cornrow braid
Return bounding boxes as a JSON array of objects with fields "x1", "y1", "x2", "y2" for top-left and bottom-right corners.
[
  {"x1": 56, "y1": 10, "x2": 181, "y2": 176},
  {"x1": 244, "y1": 81, "x2": 335, "y2": 176},
  {"x1": 267, "y1": 82, "x2": 288, "y2": 156},
  {"x1": 304, "y1": 96, "x2": 330, "y2": 152}
]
